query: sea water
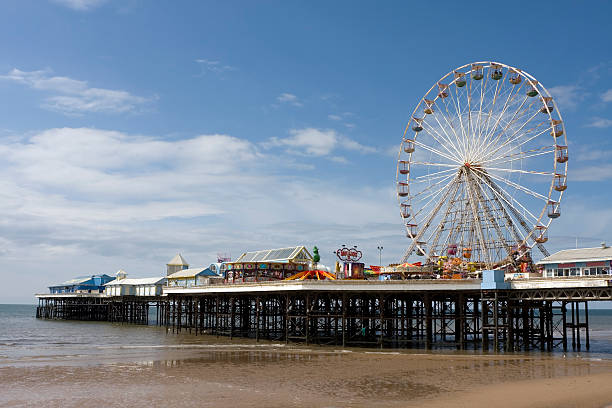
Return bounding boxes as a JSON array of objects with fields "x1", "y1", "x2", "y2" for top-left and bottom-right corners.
[{"x1": 2, "y1": 304, "x2": 612, "y2": 367}]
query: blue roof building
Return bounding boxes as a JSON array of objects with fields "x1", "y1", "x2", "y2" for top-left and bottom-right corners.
[{"x1": 49, "y1": 274, "x2": 115, "y2": 294}]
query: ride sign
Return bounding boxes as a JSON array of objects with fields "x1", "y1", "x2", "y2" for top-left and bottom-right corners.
[{"x1": 335, "y1": 246, "x2": 362, "y2": 262}]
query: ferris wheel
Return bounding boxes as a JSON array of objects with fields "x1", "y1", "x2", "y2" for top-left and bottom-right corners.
[{"x1": 397, "y1": 61, "x2": 568, "y2": 270}]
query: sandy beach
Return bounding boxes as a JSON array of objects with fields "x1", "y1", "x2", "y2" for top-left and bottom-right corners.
[{"x1": 1, "y1": 345, "x2": 611, "y2": 408}]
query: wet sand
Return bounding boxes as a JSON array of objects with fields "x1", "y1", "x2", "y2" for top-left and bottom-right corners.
[{"x1": 1, "y1": 345, "x2": 612, "y2": 407}]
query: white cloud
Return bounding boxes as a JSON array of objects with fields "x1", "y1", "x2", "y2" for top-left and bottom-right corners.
[
  {"x1": 266, "y1": 128, "x2": 376, "y2": 156},
  {"x1": 5, "y1": 127, "x2": 612, "y2": 302},
  {"x1": 587, "y1": 117, "x2": 612, "y2": 128},
  {"x1": 195, "y1": 59, "x2": 236, "y2": 75},
  {"x1": 547, "y1": 85, "x2": 583, "y2": 110},
  {"x1": 330, "y1": 156, "x2": 348, "y2": 164},
  {"x1": 602, "y1": 89, "x2": 612, "y2": 103},
  {"x1": 0, "y1": 68, "x2": 151, "y2": 115},
  {"x1": 51, "y1": 0, "x2": 107, "y2": 11},
  {"x1": 0, "y1": 127, "x2": 403, "y2": 301},
  {"x1": 328, "y1": 112, "x2": 355, "y2": 129},
  {"x1": 276, "y1": 93, "x2": 303, "y2": 107},
  {"x1": 272, "y1": 128, "x2": 337, "y2": 156},
  {"x1": 572, "y1": 164, "x2": 612, "y2": 181},
  {"x1": 575, "y1": 146, "x2": 612, "y2": 162}
]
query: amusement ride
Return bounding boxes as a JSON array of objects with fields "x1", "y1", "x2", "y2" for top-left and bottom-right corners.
[{"x1": 397, "y1": 61, "x2": 568, "y2": 275}]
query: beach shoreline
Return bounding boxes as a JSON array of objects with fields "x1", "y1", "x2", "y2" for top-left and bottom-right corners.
[{"x1": 2, "y1": 346, "x2": 612, "y2": 408}]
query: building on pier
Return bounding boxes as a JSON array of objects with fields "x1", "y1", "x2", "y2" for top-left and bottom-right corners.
[
  {"x1": 48, "y1": 274, "x2": 115, "y2": 294},
  {"x1": 537, "y1": 244, "x2": 612, "y2": 277},
  {"x1": 226, "y1": 246, "x2": 313, "y2": 283},
  {"x1": 167, "y1": 267, "x2": 221, "y2": 287},
  {"x1": 167, "y1": 253, "x2": 189, "y2": 276},
  {"x1": 104, "y1": 274, "x2": 166, "y2": 296},
  {"x1": 209, "y1": 262, "x2": 231, "y2": 279}
]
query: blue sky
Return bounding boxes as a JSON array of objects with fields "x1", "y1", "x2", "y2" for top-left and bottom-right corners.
[{"x1": 0, "y1": 0, "x2": 611, "y2": 302}]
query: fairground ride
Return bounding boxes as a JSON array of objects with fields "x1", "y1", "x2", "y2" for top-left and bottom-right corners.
[{"x1": 397, "y1": 61, "x2": 568, "y2": 273}]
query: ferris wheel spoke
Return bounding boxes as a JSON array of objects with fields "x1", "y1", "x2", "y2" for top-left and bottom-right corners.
[
  {"x1": 473, "y1": 69, "x2": 502, "y2": 159},
  {"x1": 449, "y1": 82, "x2": 470, "y2": 157},
  {"x1": 480, "y1": 77, "x2": 527, "y2": 141},
  {"x1": 410, "y1": 174, "x2": 459, "y2": 191},
  {"x1": 420, "y1": 94, "x2": 465, "y2": 159},
  {"x1": 479, "y1": 171, "x2": 550, "y2": 257},
  {"x1": 410, "y1": 178, "x2": 457, "y2": 218},
  {"x1": 474, "y1": 97, "x2": 537, "y2": 163},
  {"x1": 480, "y1": 146, "x2": 554, "y2": 166},
  {"x1": 471, "y1": 169, "x2": 542, "y2": 223},
  {"x1": 464, "y1": 170, "x2": 491, "y2": 264},
  {"x1": 436, "y1": 96, "x2": 467, "y2": 157},
  {"x1": 485, "y1": 167, "x2": 554, "y2": 176},
  {"x1": 476, "y1": 175, "x2": 526, "y2": 244},
  {"x1": 483, "y1": 127, "x2": 554, "y2": 167},
  {"x1": 407, "y1": 173, "x2": 456, "y2": 200},
  {"x1": 410, "y1": 175, "x2": 459, "y2": 220},
  {"x1": 403, "y1": 176, "x2": 461, "y2": 262},
  {"x1": 466, "y1": 74, "x2": 476, "y2": 157},
  {"x1": 420, "y1": 122, "x2": 464, "y2": 161},
  {"x1": 412, "y1": 139, "x2": 462, "y2": 164},
  {"x1": 426, "y1": 181, "x2": 463, "y2": 259},
  {"x1": 483, "y1": 150, "x2": 554, "y2": 168},
  {"x1": 485, "y1": 122, "x2": 553, "y2": 164},
  {"x1": 458, "y1": 182, "x2": 472, "y2": 255},
  {"x1": 427, "y1": 108, "x2": 465, "y2": 159},
  {"x1": 411, "y1": 183, "x2": 454, "y2": 211},
  {"x1": 474, "y1": 70, "x2": 506, "y2": 158},
  {"x1": 410, "y1": 161, "x2": 459, "y2": 168},
  {"x1": 412, "y1": 166, "x2": 458, "y2": 181},
  {"x1": 469, "y1": 172, "x2": 517, "y2": 262},
  {"x1": 479, "y1": 108, "x2": 545, "y2": 162},
  {"x1": 476, "y1": 80, "x2": 526, "y2": 159},
  {"x1": 470, "y1": 174, "x2": 532, "y2": 245},
  {"x1": 473, "y1": 168, "x2": 550, "y2": 201}
]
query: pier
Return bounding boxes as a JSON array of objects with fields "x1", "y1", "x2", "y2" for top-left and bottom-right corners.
[
  {"x1": 36, "y1": 277, "x2": 612, "y2": 352},
  {"x1": 36, "y1": 293, "x2": 167, "y2": 325}
]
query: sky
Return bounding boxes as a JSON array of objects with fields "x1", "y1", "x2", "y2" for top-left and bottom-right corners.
[{"x1": 1, "y1": 0, "x2": 611, "y2": 303}]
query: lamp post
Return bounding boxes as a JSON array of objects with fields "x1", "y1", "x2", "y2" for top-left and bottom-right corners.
[{"x1": 377, "y1": 246, "x2": 383, "y2": 266}]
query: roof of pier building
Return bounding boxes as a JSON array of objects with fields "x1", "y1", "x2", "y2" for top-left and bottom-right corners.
[
  {"x1": 232, "y1": 246, "x2": 313, "y2": 264},
  {"x1": 49, "y1": 274, "x2": 114, "y2": 288},
  {"x1": 537, "y1": 246, "x2": 612, "y2": 264},
  {"x1": 167, "y1": 253, "x2": 189, "y2": 266},
  {"x1": 167, "y1": 267, "x2": 219, "y2": 279},
  {"x1": 105, "y1": 277, "x2": 166, "y2": 286}
]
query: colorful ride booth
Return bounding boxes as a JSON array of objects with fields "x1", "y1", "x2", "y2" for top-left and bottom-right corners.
[
  {"x1": 226, "y1": 246, "x2": 315, "y2": 283},
  {"x1": 377, "y1": 262, "x2": 436, "y2": 280}
]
